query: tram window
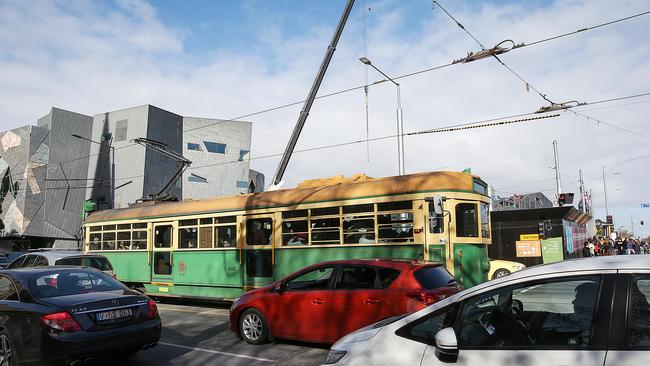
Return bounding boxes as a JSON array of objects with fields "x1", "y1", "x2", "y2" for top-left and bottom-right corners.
[
  {"x1": 89, "y1": 226, "x2": 101, "y2": 232},
  {"x1": 377, "y1": 203, "x2": 414, "y2": 243},
  {"x1": 282, "y1": 210, "x2": 307, "y2": 219},
  {"x1": 132, "y1": 223, "x2": 147, "y2": 229},
  {"x1": 179, "y1": 219, "x2": 198, "y2": 227},
  {"x1": 132, "y1": 231, "x2": 147, "y2": 250},
  {"x1": 377, "y1": 201, "x2": 412, "y2": 211},
  {"x1": 89, "y1": 233, "x2": 102, "y2": 250},
  {"x1": 179, "y1": 227, "x2": 198, "y2": 249},
  {"x1": 216, "y1": 225, "x2": 236, "y2": 247},
  {"x1": 311, "y1": 217, "x2": 341, "y2": 245},
  {"x1": 480, "y1": 202, "x2": 490, "y2": 238},
  {"x1": 282, "y1": 220, "x2": 308, "y2": 246},
  {"x1": 246, "y1": 219, "x2": 272, "y2": 245},
  {"x1": 117, "y1": 231, "x2": 130, "y2": 250},
  {"x1": 102, "y1": 232, "x2": 116, "y2": 250},
  {"x1": 343, "y1": 204, "x2": 373, "y2": 214},
  {"x1": 311, "y1": 207, "x2": 339, "y2": 217},
  {"x1": 200, "y1": 218, "x2": 213, "y2": 225},
  {"x1": 215, "y1": 216, "x2": 236, "y2": 224},
  {"x1": 117, "y1": 224, "x2": 131, "y2": 230},
  {"x1": 199, "y1": 227, "x2": 213, "y2": 248},
  {"x1": 343, "y1": 216, "x2": 375, "y2": 244},
  {"x1": 155, "y1": 226, "x2": 172, "y2": 248},
  {"x1": 455, "y1": 203, "x2": 478, "y2": 238},
  {"x1": 154, "y1": 252, "x2": 172, "y2": 275},
  {"x1": 102, "y1": 225, "x2": 116, "y2": 231}
]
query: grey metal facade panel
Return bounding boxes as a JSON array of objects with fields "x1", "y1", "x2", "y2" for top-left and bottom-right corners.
[
  {"x1": 41, "y1": 108, "x2": 93, "y2": 240},
  {"x1": 182, "y1": 117, "x2": 253, "y2": 199},
  {"x1": 86, "y1": 106, "x2": 149, "y2": 209},
  {"x1": 143, "y1": 106, "x2": 183, "y2": 200}
]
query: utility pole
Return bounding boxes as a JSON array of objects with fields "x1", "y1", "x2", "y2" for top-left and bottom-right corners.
[
  {"x1": 553, "y1": 141, "x2": 562, "y2": 203},
  {"x1": 602, "y1": 166, "x2": 609, "y2": 217},
  {"x1": 632, "y1": 215, "x2": 635, "y2": 236},
  {"x1": 579, "y1": 169, "x2": 586, "y2": 213}
]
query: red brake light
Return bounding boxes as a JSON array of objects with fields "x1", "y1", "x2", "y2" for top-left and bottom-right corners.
[
  {"x1": 41, "y1": 312, "x2": 82, "y2": 332},
  {"x1": 147, "y1": 300, "x2": 158, "y2": 318},
  {"x1": 406, "y1": 290, "x2": 446, "y2": 306}
]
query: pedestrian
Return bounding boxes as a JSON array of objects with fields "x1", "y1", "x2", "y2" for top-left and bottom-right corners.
[{"x1": 582, "y1": 243, "x2": 591, "y2": 258}]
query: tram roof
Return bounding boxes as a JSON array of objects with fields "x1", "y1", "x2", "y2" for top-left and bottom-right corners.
[{"x1": 86, "y1": 171, "x2": 483, "y2": 224}]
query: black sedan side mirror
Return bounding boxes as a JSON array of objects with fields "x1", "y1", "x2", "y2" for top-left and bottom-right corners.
[
  {"x1": 434, "y1": 327, "x2": 458, "y2": 363},
  {"x1": 273, "y1": 281, "x2": 287, "y2": 294}
]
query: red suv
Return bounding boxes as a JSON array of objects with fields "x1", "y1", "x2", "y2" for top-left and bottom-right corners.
[{"x1": 229, "y1": 259, "x2": 460, "y2": 345}]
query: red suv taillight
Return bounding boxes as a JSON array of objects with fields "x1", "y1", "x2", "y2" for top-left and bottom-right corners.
[
  {"x1": 41, "y1": 312, "x2": 82, "y2": 332},
  {"x1": 147, "y1": 300, "x2": 158, "y2": 319},
  {"x1": 406, "y1": 290, "x2": 447, "y2": 306}
]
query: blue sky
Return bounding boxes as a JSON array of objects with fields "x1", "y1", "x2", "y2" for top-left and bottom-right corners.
[{"x1": 1, "y1": 0, "x2": 649, "y2": 236}]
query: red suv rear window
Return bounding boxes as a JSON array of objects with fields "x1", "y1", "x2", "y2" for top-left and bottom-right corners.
[{"x1": 414, "y1": 266, "x2": 455, "y2": 289}]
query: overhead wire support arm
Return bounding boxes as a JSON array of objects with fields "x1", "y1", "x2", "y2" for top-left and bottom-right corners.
[
  {"x1": 452, "y1": 39, "x2": 524, "y2": 64},
  {"x1": 535, "y1": 100, "x2": 586, "y2": 114},
  {"x1": 270, "y1": 0, "x2": 356, "y2": 188},
  {"x1": 132, "y1": 138, "x2": 192, "y2": 200}
]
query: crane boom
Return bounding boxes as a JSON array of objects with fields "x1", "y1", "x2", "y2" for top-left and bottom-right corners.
[{"x1": 270, "y1": 0, "x2": 356, "y2": 188}]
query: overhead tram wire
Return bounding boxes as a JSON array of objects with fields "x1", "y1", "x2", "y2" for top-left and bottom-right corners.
[
  {"x1": 433, "y1": 0, "x2": 555, "y2": 104},
  {"x1": 181, "y1": 9, "x2": 650, "y2": 135},
  {"x1": 14, "y1": 10, "x2": 650, "y2": 181},
  {"x1": 569, "y1": 109, "x2": 650, "y2": 140}
]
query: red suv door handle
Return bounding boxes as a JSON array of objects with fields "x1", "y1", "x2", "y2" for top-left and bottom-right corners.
[
  {"x1": 364, "y1": 298, "x2": 381, "y2": 304},
  {"x1": 311, "y1": 298, "x2": 325, "y2": 305}
]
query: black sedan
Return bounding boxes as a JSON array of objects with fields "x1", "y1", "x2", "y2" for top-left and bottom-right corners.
[{"x1": 0, "y1": 267, "x2": 161, "y2": 365}]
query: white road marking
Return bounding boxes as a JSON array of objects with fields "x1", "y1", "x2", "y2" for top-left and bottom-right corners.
[
  {"x1": 159, "y1": 341, "x2": 275, "y2": 363},
  {"x1": 157, "y1": 305, "x2": 230, "y2": 316}
]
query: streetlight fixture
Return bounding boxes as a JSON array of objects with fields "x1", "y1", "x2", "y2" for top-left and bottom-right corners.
[
  {"x1": 359, "y1": 57, "x2": 405, "y2": 175},
  {"x1": 72, "y1": 134, "x2": 115, "y2": 209}
]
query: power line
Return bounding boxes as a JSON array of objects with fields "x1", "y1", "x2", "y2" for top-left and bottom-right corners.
[
  {"x1": 569, "y1": 109, "x2": 650, "y2": 140},
  {"x1": 180, "y1": 8, "x2": 650, "y2": 135},
  {"x1": 433, "y1": 0, "x2": 554, "y2": 103}
]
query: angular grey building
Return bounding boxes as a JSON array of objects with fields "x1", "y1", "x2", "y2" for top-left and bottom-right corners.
[
  {"x1": 84, "y1": 105, "x2": 261, "y2": 210},
  {"x1": 0, "y1": 108, "x2": 93, "y2": 249},
  {"x1": 0, "y1": 105, "x2": 263, "y2": 250}
]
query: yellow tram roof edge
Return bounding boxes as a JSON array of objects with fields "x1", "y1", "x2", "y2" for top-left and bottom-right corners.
[{"x1": 85, "y1": 171, "x2": 487, "y2": 225}]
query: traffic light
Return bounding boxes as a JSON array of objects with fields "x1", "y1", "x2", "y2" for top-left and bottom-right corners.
[
  {"x1": 642, "y1": 220, "x2": 645, "y2": 225},
  {"x1": 558, "y1": 193, "x2": 574, "y2": 206},
  {"x1": 538, "y1": 221, "x2": 545, "y2": 239},
  {"x1": 606, "y1": 215, "x2": 613, "y2": 225}
]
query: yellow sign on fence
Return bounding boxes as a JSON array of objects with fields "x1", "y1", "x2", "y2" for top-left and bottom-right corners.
[{"x1": 520, "y1": 234, "x2": 540, "y2": 241}]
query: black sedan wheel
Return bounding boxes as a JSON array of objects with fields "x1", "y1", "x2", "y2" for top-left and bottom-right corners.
[
  {"x1": 239, "y1": 309, "x2": 269, "y2": 345},
  {"x1": 492, "y1": 268, "x2": 511, "y2": 279},
  {"x1": 0, "y1": 331, "x2": 16, "y2": 366}
]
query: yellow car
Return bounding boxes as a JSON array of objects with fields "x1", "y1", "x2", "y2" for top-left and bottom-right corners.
[{"x1": 488, "y1": 259, "x2": 526, "y2": 280}]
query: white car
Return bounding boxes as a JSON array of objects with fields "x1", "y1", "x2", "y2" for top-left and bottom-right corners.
[{"x1": 324, "y1": 255, "x2": 650, "y2": 366}]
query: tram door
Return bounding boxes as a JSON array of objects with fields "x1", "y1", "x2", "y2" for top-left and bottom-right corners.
[
  {"x1": 243, "y1": 215, "x2": 275, "y2": 289},
  {"x1": 151, "y1": 223, "x2": 174, "y2": 285}
]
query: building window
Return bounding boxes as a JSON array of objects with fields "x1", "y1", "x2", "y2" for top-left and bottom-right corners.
[
  {"x1": 239, "y1": 150, "x2": 250, "y2": 161},
  {"x1": 115, "y1": 120, "x2": 128, "y2": 142},
  {"x1": 189, "y1": 174, "x2": 208, "y2": 183},
  {"x1": 236, "y1": 180, "x2": 250, "y2": 189},
  {"x1": 203, "y1": 141, "x2": 226, "y2": 154},
  {"x1": 187, "y1": 143, "x2": 202, "y2": 151}
]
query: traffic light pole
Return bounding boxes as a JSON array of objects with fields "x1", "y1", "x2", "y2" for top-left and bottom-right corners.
[
  {"x1": 553, "y1": 141, "x2": 562, "y2": 205},
  {"x1": 602, "y1": 166, "x2": 609, "y2": 217}
]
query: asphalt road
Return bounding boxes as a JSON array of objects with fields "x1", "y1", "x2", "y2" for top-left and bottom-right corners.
[{"x1": 93, "y1": 300, "x2": 330, "y2": 366}]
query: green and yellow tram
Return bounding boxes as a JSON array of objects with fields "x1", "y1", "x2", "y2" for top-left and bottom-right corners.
[{"x1": 84, "y1": 171, "x2": 492, "y2": 300}]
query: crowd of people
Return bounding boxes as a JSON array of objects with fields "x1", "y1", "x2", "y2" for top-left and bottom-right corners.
[{"x1": 582, "y1": 236, "x2": 650, "y2": 256}]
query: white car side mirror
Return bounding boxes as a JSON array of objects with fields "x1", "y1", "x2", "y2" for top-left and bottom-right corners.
[{"x1": 434, "y1": 327, "x2": 458, "y2": 363}]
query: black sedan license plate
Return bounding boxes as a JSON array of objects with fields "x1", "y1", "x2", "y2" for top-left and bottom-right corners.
[{"x1": 96, "y1": 308, "x2": 133, "y2": 321}]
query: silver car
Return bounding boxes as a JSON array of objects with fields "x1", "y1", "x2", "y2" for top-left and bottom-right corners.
[
  {"x1": 5, "y1": 251, "x2": 115, "y2": 277},
  {"x1": 325, "y1": 255, "x2": 650, "y2": 366}
]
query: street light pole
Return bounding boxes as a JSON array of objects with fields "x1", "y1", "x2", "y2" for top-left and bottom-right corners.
[
  {"x1": 602, "y1": 166, "x2": 609, "y2": 217},
  {"x1": 72, "y1": 134, "x2": 115, "y2": 209},
  {"x1": 359, "y1": 57, "x2": 405, "y2": 175}
]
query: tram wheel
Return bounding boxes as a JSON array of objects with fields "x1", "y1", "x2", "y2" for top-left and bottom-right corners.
[{"x1": 239, "y1": 309, "x2": 269, "y2": 345}]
